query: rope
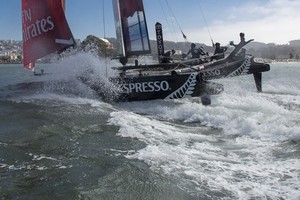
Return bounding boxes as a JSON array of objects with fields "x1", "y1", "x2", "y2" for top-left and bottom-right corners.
[
  {"x1": 197, "y1": 0, "x2": 214, "y2": 46},
  {"x1": 158, "y1": 0, "x2": 177, "y2": 43},
  {"x1": 102, "y1": 0, "x2": 108, "y2": 77},
  {"x1": 164, "y1": 0, "x2": 188, "y2": 42}
]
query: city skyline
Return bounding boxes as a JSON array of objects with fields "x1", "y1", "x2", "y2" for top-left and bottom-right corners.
[{"x1": 1, "y1": 0, "x2": 299, "y2": 45}]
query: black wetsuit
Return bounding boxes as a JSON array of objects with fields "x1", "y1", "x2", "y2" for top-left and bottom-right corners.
[
  {"x1": 187, "y1": 48, "x2": 206, "y2": 59},
  {"x1": 211, "y1": 46, "x2": 228, "y2": 61},
  {"x1": 161, "y1": 51, "x2": 173, "y2": 63}
]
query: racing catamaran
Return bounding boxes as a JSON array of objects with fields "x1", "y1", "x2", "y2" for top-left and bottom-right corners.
[{"x1": 22, "y1": 0, "x2": 270, "y2": 105}]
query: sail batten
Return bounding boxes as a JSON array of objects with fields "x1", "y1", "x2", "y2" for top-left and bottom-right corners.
[{"x1": 22, "y1": 0, "x2": 74, "y2": 69}]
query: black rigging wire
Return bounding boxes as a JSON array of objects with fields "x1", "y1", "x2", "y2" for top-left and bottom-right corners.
[
  {"x1": 197, "y1": 0, "x2": 214, "y2": 46},
  {"x1": 164, "y1": 0, "x2": 188, "y2": 42},
  {"x1": 158, "y1": 0, "x2": 177, "y2": 43},
  {"x1": 102, "y1": 0, "x2": 108, "y2": 77},
  {"x1": 102, "y1": 0, "x2": 106, "y2": 39}
]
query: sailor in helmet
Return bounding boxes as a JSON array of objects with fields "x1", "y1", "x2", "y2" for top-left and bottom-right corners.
[
  {"x1": 161, "y1": 49, "x2": 176, "y2": 63},
  {"x1": 185, "y1": 43, "x2": 207, "y2": 59},
  {"x1": 211, "y1": 42, "x2": 228, "y2": 61}
]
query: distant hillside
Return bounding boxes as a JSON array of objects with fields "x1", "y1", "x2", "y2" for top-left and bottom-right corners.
[
  {"x1": 289, "y1": 39, "x2": 300, "y2": 46},
  {"x1": 149, "y1": 40, "x2": 300, "y2": 61},
  {"x1": 109, "y1": 38, "x2": 300, "y2": 61},
  {"x1": 0, "y1": 40, "x2": 22, "y2": 55},
  {"x1": 1, "y1": 37, "x2": 300, "y2": 62}
]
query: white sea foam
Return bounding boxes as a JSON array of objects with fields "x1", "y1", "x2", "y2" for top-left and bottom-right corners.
[
  {"x1": 9, "y1": 51, "x2": 121, "y2": 112},
  {"x1": 109, "y1": 109, "x2": 300, "y2": 199},
  {"x1": 0, "y1": 154, "x2": 71, "y2": 172},
  {"x1": 42, "y1": 50, "x2": 118, "y2": 81},
  {"x1": 109, "y1": 63, "x2": 300, "y2": 199}
]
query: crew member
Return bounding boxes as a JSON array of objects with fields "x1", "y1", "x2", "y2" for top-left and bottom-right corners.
[
  {"x1": 185, "y1": 43, "x2": 207, "y2": 59},
  {"x1": 161, "y1": 49, "x2": 175, "y2": 63},
  {"x1": 211, "y1": 42, "x2": 228, "y2": 61}
]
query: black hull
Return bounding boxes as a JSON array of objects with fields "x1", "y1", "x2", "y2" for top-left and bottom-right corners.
[
  {"x1": 86, "y1": 73, "x2": 224, "y2": 103},
  {"x1": 202, "y1": 55, "x2": 270, "y2": 80},
  {"x1": 84, "y1": 56, "x2": 269, "y2": 104}
]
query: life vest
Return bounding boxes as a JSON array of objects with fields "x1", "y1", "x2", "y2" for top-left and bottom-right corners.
[{"x1": 191, "y1": 49, "x2": 201, "y2": 58}]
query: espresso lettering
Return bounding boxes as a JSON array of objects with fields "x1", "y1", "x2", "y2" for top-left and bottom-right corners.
[
  {"x1": 160, "y1": 81, "x2": 169, "y2": 91},
  {"x1": 129, "y1": 83, "x2": 135, "y2": 92},
  {"x1": 154, "y1": 81, "x2": 160, "y2": 91},
  {"x1": 120, "y1": 81, "x2": 170, "y2": 94},
  {"x1": 136, "y1": 83, "x2": 142, "y2": 92},
  {"x1": 122, "y1": 84, "x2": 129, "y2": 93},
  {"x1": 203, "y1": 69, "x2": 221, "y2": 77},
  {"x1": 147, "y1": 82, "x2": 154, "y2": 92}
]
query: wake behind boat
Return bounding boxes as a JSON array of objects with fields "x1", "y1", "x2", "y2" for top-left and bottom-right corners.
[{"x1": 21, "y1": 0, "x2": 270, "y2": 105}]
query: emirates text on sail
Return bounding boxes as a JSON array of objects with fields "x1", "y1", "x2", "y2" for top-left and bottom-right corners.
[{"x1": 22, "y1": 8, "x2": 55, "y2": 42}]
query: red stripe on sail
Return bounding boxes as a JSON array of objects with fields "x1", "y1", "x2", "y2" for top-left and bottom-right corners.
[
  {"x1": 22, "y1": 0, "x2": 74, "y2": 70},
  {"x1": 24, "y1": 62, "x2": 35, "y2": 70}
]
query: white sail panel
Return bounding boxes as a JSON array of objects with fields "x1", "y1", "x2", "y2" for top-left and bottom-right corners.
[{"x1": 112, "y1": 0, "x2": 151, "y2": 57}]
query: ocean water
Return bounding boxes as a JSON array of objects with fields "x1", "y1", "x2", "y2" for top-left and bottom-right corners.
[{"x1": 0, "y1": 54, "x2": 300, "y2": 200}]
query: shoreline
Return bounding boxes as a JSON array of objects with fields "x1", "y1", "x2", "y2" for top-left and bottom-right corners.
[{"x1": 0, "y1": 60, "x2": 299, "y2": 65}]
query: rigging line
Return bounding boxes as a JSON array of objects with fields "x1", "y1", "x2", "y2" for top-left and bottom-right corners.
[
  {"x1": 102, "y1": 0, "x2": 106, "y2": 38},
  {"x1": 102, "y1": 0, "x2": 108, "y2": 77},
  {"x1": 197, "y1": 0, "x2": 214, "y2": 46},
  {"x1": 164, "y1": 0, "x2": 188, "y2": 42},
  {"x1": 162, "y1": 0, "x2": 181, "y2": 47},
  {"x1": 157, "y1": 0, "x2": 182, "y2": 51},
  {"x1": 158, "y1": 0, "x2": 177, "y2": 44}
]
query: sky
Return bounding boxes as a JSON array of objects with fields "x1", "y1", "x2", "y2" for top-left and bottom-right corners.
[{"x1": 1, "y1": 0, "x2": 300, "y2": 46}]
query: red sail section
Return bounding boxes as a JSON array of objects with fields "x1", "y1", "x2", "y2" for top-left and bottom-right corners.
[
  {"x1": 119, "y1": 0, "x2": 143, "y2": 18},
  {"x1": 61, "y1": 0, "x2": 66, "y2": 11},
  {"x1": 22, "y1": 0, "x2": 74, "y2": 69}
]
